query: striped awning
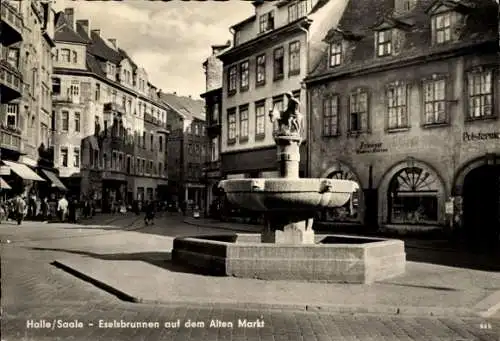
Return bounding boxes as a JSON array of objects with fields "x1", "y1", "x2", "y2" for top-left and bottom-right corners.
[
  {"x1": 1, "y1": 160, "x2": 45, "y2": 181},
  {"x1": 0, "y1": 177, "x2": 11, "y2": 190}
]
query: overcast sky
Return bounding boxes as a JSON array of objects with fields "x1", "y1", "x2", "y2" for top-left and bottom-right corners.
[{"x1": 53, "y1": 0, "x2": 253, "y2": 99}]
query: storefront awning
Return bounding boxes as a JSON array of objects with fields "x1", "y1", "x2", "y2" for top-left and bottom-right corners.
[
  {"x1": 2, "y1": 160, "x2": 45, "y2": 181},
  {"x1": 0, "y1": 177, "x2": 12, "y2": 190},
  {"x1": 41, "y1": 169, "x2": 68, "y2": 191}
]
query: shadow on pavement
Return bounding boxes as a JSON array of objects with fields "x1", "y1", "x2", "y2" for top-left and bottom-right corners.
[{"x1": 26, "y1": 247, "x2": 197, "y2": 275}]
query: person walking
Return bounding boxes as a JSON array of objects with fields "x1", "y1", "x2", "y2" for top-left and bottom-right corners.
[
  {"x1": 57, "y1": 195, "x2": 69, "y2": 222},
  {"x1": 14, "y1": 194, "x2": 26, "y2": 226},
  {"x1": 144, "y1": 201, "x2": 156, "y2": 226}
]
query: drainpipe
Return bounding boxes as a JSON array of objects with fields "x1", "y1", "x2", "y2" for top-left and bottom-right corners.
[{"x1": 298, "y1": 22, "x2": 311, "y2": 177}]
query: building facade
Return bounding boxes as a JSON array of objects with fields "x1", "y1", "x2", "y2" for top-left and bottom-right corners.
[
  {"x1": 305, "y1": 0, "x2": 499, "y2": 239},
  {"x1": 162, "y1": 93, "x2": 206, "y2": 211},
  {"x1": 52, "y1": 8, "x2": 169, "y2": 210},
  {"x1": 218, "y1": 0, "x2": 352, "y2": 181},
  {"x1": 1, "y1": 0, "x2": 56, "y2": 196},
  {"x1": 200, "y1": 42, "x2": 231, "y2": 216}
]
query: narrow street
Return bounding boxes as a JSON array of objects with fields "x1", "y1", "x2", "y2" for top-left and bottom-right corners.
[{"x1": 1, "y1": 214, "x2": 499, "y2": 340}]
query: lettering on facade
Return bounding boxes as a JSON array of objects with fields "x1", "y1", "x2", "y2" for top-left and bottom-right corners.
[
  {"x1": 463, "y1": 132, "x2": 500, "y2": 142},
  {"x1": 355, "y1": 142, "x2": 388, "y2": 154}
]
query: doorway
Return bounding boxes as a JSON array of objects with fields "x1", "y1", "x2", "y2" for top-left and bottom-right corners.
[{"x1": 462, "y1": 165, "x2": 500, "y2": 241}]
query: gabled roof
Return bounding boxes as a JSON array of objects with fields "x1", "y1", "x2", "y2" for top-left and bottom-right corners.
[
  {"x1": 160, "y1": 93, "x2": 205, "y2": 121},
  {"x1": 307, "y1": 0, "x2": 498, "y2": 80},
  {"x1": 54, "y1": 14, "x2": 89, "y2": 44},
  {"x1": 88, "y1": 30, "x2": 122, "y2": 64}
]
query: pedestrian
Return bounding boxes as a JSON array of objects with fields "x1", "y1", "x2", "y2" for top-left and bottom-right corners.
[
  {"x1": 41, "y1": 197, "x2": 49, "y2": 221},
  {"x1": 57, "y1": 195, "x2": 69, "y2": 222},
  {"x1": 14, "y1": 194, "x2": 26, "y2": 226},
  {"x1": 144, "y1": 201, "x2": 155, "y2": 225}
]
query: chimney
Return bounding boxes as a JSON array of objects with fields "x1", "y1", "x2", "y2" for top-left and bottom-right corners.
[
  {"x1": 76, "y1": 19, "x2": 90, "y2": 36},
  {"x1": 109, "y1": 38, "x2": 117, "y2": 49},
  {"x1": 64, "y1": 8, "x2": 74, "y2": 30},
  {"x1": 91, "y1": 29, "x2": 100, "y2": 36}
]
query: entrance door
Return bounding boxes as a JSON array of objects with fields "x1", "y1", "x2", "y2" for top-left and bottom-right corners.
[{"x1": 462, "y1": 165, "x2": 500, "y2": 241}]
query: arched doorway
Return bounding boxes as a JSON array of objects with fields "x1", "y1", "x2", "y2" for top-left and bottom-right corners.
[
  {"x1": 321, "y1": 163, "x2": 362, "y2": 223},
  {"x1": 462, "y1": 164, "x2": 500, "y2": 240},
  {"x1": 387, "y1": 166, "x2": 441, "y2": 225}
]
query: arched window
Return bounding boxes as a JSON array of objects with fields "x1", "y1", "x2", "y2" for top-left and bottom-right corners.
[
  {"x1": 388, "y1": 167, "x2": 439, "y2": 224},
  {"x1": 323, "y1": 169, "x2": 360, "y2": 222}
]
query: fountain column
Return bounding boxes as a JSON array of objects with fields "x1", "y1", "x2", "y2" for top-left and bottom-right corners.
[{"x1": 261, "y1": 132, "x2": 315, "y2": 245}]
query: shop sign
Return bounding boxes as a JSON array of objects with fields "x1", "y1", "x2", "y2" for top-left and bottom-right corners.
[
  {"x1": 356, "y1": 142, "x2": 388, "y2": 154},
  {"x1": 463, "y1": 131, "x2": 500, "y2": 142}
]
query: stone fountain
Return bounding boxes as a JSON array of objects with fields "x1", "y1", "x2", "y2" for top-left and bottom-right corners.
[{"x1": 172, "y1": 92, "x2": 405, "y2": 284}]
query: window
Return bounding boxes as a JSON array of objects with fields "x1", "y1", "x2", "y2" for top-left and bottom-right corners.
[
  {"x1": 289, "y1": 41, "x2": 300, "y2": 74},
  {"x1": 387, "y1": 82, "x2": 408, "y2": 129},
  {"x1": 60, "y1": 49, "x2": 70, "y2": 62},
  {"x1": 95, "y1": 83, "x2": 100, "y2": 101},
  {"x1": 212, "y1": 102, "x2": 219, "y2": 122},
  {"x1": 288, "y1": 0, "x2": 309, "y2": 23},
  {"x1": 158, "y1": 162, "x2": 163, "y2": 176},
  {"x1": 272, "y1": 96, "x2": 284, "y2": 132},
  {"x1": 239, "y1": 61, "x2": 249, "y2": 91},
  {"x1": 74, "y1": 112, "x2": 81, "y2": 132},
  {"x1": 376, "y1": 29, "x2": 392, "y2": 57},
  {"x1": 72, "y1": 51, "x2": 77, "y2": 63},
  {"x1": 388, "y1": 167, "x2": 439, "y2": 224},
  {"x1": 69, "y1": 82, "x2": 79, "y2": 97},
  {"x1": 211, "y1": 137, "x2": 219, "y2": 161},
  {"x1": 142, "y1": 132, "x2": 146, "y2": 148},
  {"x1": 256, "y1": 54, "x2": 266, "y2": 85},
  {"x1": 468, "y1": 69, "x2": 493, "y2": 119},
  {"x1": 259, "y1": 11, "x2": 274, "y2": 33},
  {"x1": 227, "y1": 108, "x2": 237, "y2": 143},
  {"x1": 349, "y1": 90, "x2": 368, "y2": 132},
  {"x1": 432, "y1": 12, "x2": 452, "y2": 44},
  {"x1": 61, "y1": 111, "x2": 69, "y2": 131},
  {"x1": 7, "y1": 48, "x2": 19, "y2": 68},
  {"x1": 239, "y1": 106, "x2": 249, "y2": 140},
  {"x1": 159, "y1": 136, "x2": 163, "y2": 152},
  {"x1": 329, "y1": 43, "x2": 342, "y2": 67},
  {"x1": 423, "y1": 78, "x2": 447, "y2": 124},
  {"x1": 323, "y1": 96, "x2": 339, "y2": 136},
  {"x1": 255, "y1": 102, "x2": 266, "y2": 137},
  {"x1": 228, "y1": 65, "x2": 237, "y2": 94},
  {"x1": 401, "y1": 0, "x2": 416, "y2": 12},
  {"x1": 73, "y1": 148, "x2": 80, "y2": 167},
  {"x1": 273, "y1": 47, "x2": 284, "y2": 80},
  {"x1": 150, "y1": 134, "x2": 154, "y2": 151},
  {"x1": 60, "y1": 147, "x2": 68, "y2": 167},
  {"x1": 322, "y1": 170, "x2": 360, "y2": 222},
  {"x1": 52, "y1": 77, "x2": 61, "y2": 94},
  {"x1": 142, "y1": 159, "x2": 146, "y2": 173},
  {"x1": 6, "y1": 104, "x2": 18, "y2": 127}
]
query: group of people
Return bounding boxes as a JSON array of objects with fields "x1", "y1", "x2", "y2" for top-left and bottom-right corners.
[{"x1": 0, "y1": 193, "x2": 77, "y2": 225}]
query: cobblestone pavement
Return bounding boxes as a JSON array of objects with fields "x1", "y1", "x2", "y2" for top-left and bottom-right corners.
[{"x1": 2, "y1": 216, "x2": 500, "y2": 341}]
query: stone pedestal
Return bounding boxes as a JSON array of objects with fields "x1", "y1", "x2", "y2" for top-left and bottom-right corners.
[
  {"x1": 275, "y1": 134, "x2": 301, "y2": 179},
  {"x1": 262, "y1": 216, "x2": 315, "y2": 244}
]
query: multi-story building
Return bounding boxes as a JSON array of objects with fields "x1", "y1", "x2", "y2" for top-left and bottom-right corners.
[
  {"x1": 217, "y1": 0, "x2": 349, "y2": 184},
  {"x1": 305, "y1": 0, "x2": 499, "y2": 240},
  {"x1": 161, "y1": 92, "x2": 206, "y2": 211},
  {"x1": 1, "y1": 0, "x2": 57, "y2": 196},
  {"x1": 52, "y1": 8, "x2": 169, "y2": 210},
  {"x1": 200, "y1": 41, "x2": 231, "y2": 216}
]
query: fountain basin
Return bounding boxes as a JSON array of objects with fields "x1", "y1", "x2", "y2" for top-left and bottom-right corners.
[
  {"x1": 172, "y1": 234, "x2": 406, "y2": 284},
  {"x1": 219, "y1": 178, "x2": 359, "y2": 211}
]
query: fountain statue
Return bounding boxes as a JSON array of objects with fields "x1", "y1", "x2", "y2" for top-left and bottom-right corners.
[{"x1": 172, "y1": 92, "x2": 406, "y2": 283}]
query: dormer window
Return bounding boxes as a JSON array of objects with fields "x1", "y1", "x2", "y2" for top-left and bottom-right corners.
[
  {"x1": 432, "y1": 12, "x2": 452, "y2": 44},
  {"x1": 288, "y1": 1, "x2": 309, "y2": 23},
  {"x1": 259, "y1": 11, "x2": 274, "y2": 34},
  {"x1": 376, "y1": 29, "x2": 392, "y2": 57},
  {"x1": 329, "y1": 42, "x2": 342, "y2": 67}
]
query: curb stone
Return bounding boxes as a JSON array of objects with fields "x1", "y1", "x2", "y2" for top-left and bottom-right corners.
[{"x1": 52, "y1": 259, "x2": 488, "y2": 318}]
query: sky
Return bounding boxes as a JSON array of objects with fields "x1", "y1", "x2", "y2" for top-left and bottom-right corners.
[{"x1": 53, "y1": 0, "x2": 254, "y2": 99}]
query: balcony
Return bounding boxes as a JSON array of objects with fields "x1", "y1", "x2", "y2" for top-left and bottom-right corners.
[
  {"x1": 0, "y1": 60, "x2": 22, "y2": 103},
  {"x1": 103, "y1": 102, "x2": 125, "y2": 114},
  {"x1": 1, "y1": 2, "x2": 23, "y2": 45},
  {"x1": 206, "y1": 121, "x2": 222, "y2": 137},
  {"x1": 0, "y1": 125, "x2": 22, "y2": 152},
  {"x1": 52, "y1": 94, "x2": 82, "y2": 104}
]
